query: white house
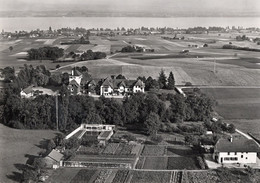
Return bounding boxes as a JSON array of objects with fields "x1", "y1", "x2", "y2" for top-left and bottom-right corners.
[
  {"x1": 20, "y1": 85, "x2": 34, "y2": 98},
  {"x1": 214, "y1": 136, "x2": 260, "y2": 164}
]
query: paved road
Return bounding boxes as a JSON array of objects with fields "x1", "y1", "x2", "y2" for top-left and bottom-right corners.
[{"x1": 179, "y1": 85, "x2": 260, "y2": 89}]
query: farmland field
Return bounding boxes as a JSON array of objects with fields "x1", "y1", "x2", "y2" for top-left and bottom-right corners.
[
  {"x1": 46, "y1": 168, "x2": 81, "y2": 183},
  {"x1": 201, "y1": 88, "x2": 260, "y2": 120},
  {"x1": 0, "y1": 124, "x2": 57, "y2": 183}
]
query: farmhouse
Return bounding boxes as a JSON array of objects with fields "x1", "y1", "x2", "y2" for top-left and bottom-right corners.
[
  {"x1": 213, "y1": 136, "x2": 260, "y2": 164},
  {"x1": 100, "y1": 76, "x2": 145, "y2": 96}
]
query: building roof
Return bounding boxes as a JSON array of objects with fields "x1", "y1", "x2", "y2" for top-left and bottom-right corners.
[
  {"x1": 101, "y1": 77, "x2": 144, "y2": 89},
  {"x1": 215, "y1": 138, "x2": 260, "y2": 153},
  {"x1": 47, "y1": 149, "x2": 63, "y2": 162},
  {"x1": 69, "y1": 79, "x2": 79, "y2": 87},
  {"x1": 22, "y1": 85, "x2": 34, "y2": 94}
]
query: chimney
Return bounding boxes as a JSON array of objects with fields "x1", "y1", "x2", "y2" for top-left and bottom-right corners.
[
  {"x1": 72, "y1": 67, "x2": 75, "y2": 76},
  {"x1": 230, "y1": 135, "x2": 233, "y2": 142}
]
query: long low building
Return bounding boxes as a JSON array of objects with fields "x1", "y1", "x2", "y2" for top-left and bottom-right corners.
[{"x1": 213, "y1": 136, "x2": 260, "y2": 164}]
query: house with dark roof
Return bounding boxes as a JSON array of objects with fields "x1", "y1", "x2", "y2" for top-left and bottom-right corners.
[
  {"x1": 213, "y1": 136, "x2": 260, "y2": 164},
  {"x1": 100, "y1": 76, "x2": 145, "y2": 96}
]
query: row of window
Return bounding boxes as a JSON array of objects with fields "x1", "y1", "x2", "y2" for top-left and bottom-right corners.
[
  {"x1": 224, "y1": 157, "x2": 238, "y2": 161},
  {"x1": 227, "y1": 152, "x2": 248, "y2": 155}
]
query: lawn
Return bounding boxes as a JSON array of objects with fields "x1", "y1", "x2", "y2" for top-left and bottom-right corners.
[
  {"x1": 167, "y1": 157, "x2": 201, "y2": 170},
  {"x1": 0, "y1": 124, "x2": 58, "y2": 183},
  {"x1": 70, "y1": 169, "x2": 97, "y2": 183},
  {"x1": 142, "y1": 157, "x2": 168, "y2": 170},
  {"x1": 166, "y1": 145, "x2": 195, "y2": 156},
  {"x1": 130, "y1": 171, "x2": 171, "y2": 183},
  {"x1": 46, "y1": 168, "x2": 80, "y2": 183}
]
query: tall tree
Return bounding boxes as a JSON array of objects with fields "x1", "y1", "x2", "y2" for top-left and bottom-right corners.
[
  {"x1": 158, "y1": 69, "x2": 167, "y2": 89},
  {"x1": 167, "y1": 71, "x2": 175, "y2": 89},
  {"x1": 144, "y1": 112, "x2": 161, "y2": 135}
]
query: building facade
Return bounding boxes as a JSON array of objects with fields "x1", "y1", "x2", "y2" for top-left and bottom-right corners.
[{"x1": 214, "y1": 137, "x2": 259, "y2": 164}]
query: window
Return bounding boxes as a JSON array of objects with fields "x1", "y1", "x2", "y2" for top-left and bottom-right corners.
[
  {"x1": 235, "y1": 152, "x2": 237, "y2": 155},
  {"x1": 104, "y1": 88, "x2": 108, "y2": 92},
  {"x1": 224, "y1": 157, "x2": 238, "y2": 161},
  {"x1": 241, "y1": 155, "x2": 243, "y2": 158},
  {"x1": 246, "y1": 157, "x2": 248, "y2": 159},
  {"x1": 227, "y1": 152, "x2": 230, "y2": 155}
]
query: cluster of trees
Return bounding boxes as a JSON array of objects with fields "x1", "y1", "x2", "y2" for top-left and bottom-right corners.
[
  {"x1": 138, "y1": 70, "x2": 175, "y2": 90},
  {"x1": 236, "y1": 35, "x2": 249, "y2": 41},
  {"x1": 1, "y1": 65, "x2": 90, "y2": 96},
  {"x1": 80, "y1": 50, "x2": 107, "y2": 61},
  {"x1": 27, "y1": 46, "x2": 64, "y2": 61},
  {"x1": 3, "y1": 88, "x2": 215, "y2": 136},
  {"x1": 223, "y1": 44, "x2": 260, "y2": 52}
]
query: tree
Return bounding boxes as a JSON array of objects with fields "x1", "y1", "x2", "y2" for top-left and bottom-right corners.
[
  {"x1": 167, "y1": 71, "x2": 175, "y2": 89},
  {"x1": 116, "y1": 74, "x2": 126, "y2": 79},
  {"x1": 144, "y1": 112, "x2": 161, "y2": 135},
  {"x1": 158, "y1": 69, "x2": 167, "y2": 89},
  {"x1": 9, "y1": 46, "x2": 13, "y2": 52},
  {"x1": 47, "y1": 139, "x2": 56, "y2": 152}
]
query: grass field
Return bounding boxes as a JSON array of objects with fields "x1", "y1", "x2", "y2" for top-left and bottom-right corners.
[
  {"x1": 201, "y1": 88, "x2": 260, "y2": 120},
  {"x1": 0, "y1": 124, "x2": 58, "y2": 183}
]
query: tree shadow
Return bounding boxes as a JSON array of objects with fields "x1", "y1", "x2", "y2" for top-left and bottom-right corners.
[
  {"x1": 6, "y1": 163, "x2": 33, "y2": 182},
  {"x1": 25, "y1": 154, "x2": 38, "y2": 165},
  {"x1": 35, "y1": 138, "x2": 49, "y2": 149},
  {"x1": 6, "y1": 172, "x2": 23, "y2": 182}
]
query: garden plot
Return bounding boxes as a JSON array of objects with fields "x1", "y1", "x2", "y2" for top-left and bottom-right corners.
[
  {"x1": 141, "y1": 145, "x2": 165, "y2": 156},
  {"x1": 166, "y1": 146, "x2": 195, "y2": 156},
  {"x1": 70, "y1": 169, "x2": 97, "y2": 183},
  {"x1": 77, "y1": 145, "x2": 102, "y2": 155},
  {"x1": 103, "y1": 143, "x2": 119, "y2": 154},
  {"x1": 112, "y1": 170, "x2": 129, "y2": 183},
  {"x1": 167, "y1": 157, "x2": 201, "y2": 170},
  {"x1": 93, "y1": 169, "x2": 112, "y2": 183},
  {"x1": 182, "y1": 171, "x2": 219, "y2": 183},
  {"x1": 130, "y1": 171, "x2": 171, "y2": 183},
  {"x1": 142, "y1": 157, "x2": 168, "y2": 170}
]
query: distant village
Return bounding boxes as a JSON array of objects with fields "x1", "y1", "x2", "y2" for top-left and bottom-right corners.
[{"x1": 1, "y1": 26, "x2": 260, "y2": 39}]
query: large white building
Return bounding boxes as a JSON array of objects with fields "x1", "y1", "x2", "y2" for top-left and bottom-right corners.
[
  {"x1": 214, "y1": 137, "x2": 260, "y2": 164},
  {"x1": 100, "y1": 77, "x2": 145, "y2": 96}
]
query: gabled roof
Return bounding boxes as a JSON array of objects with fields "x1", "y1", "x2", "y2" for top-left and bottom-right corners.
[
  {"x1": 69, "y1": 80, "x2": 79, "y2": 87},
  {"x1": 133, "y1": 79, "x2": 145, "y2": 87},
  {"x1": 101, "y1": 77, "x2": 145, "y2": 89},
  {"x1": 47, "y1": 149, "x2": 63, "y2": 162},
  {"x1": 215, "y1": 138, "x2": 260, "y2": 153},
  {"x1": 22, "y1": 85, "x2": 34, "y2": 94}
]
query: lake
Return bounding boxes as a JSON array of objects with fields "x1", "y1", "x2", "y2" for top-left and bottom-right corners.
[{"x1": 0, "y1": 17, "x2": 260, "y2": 32}]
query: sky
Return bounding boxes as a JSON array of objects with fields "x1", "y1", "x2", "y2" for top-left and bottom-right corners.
[{"x1": 0, "y1": 0, "x2": 259, "y2": 15}]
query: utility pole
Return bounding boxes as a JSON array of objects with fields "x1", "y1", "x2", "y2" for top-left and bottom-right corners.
[
  {"x1": 213, "y1": 58, "x2": 216, "y2": 73},
  {"x1": 56, "y1": 95, "x2": 59, "y2": 131}
]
